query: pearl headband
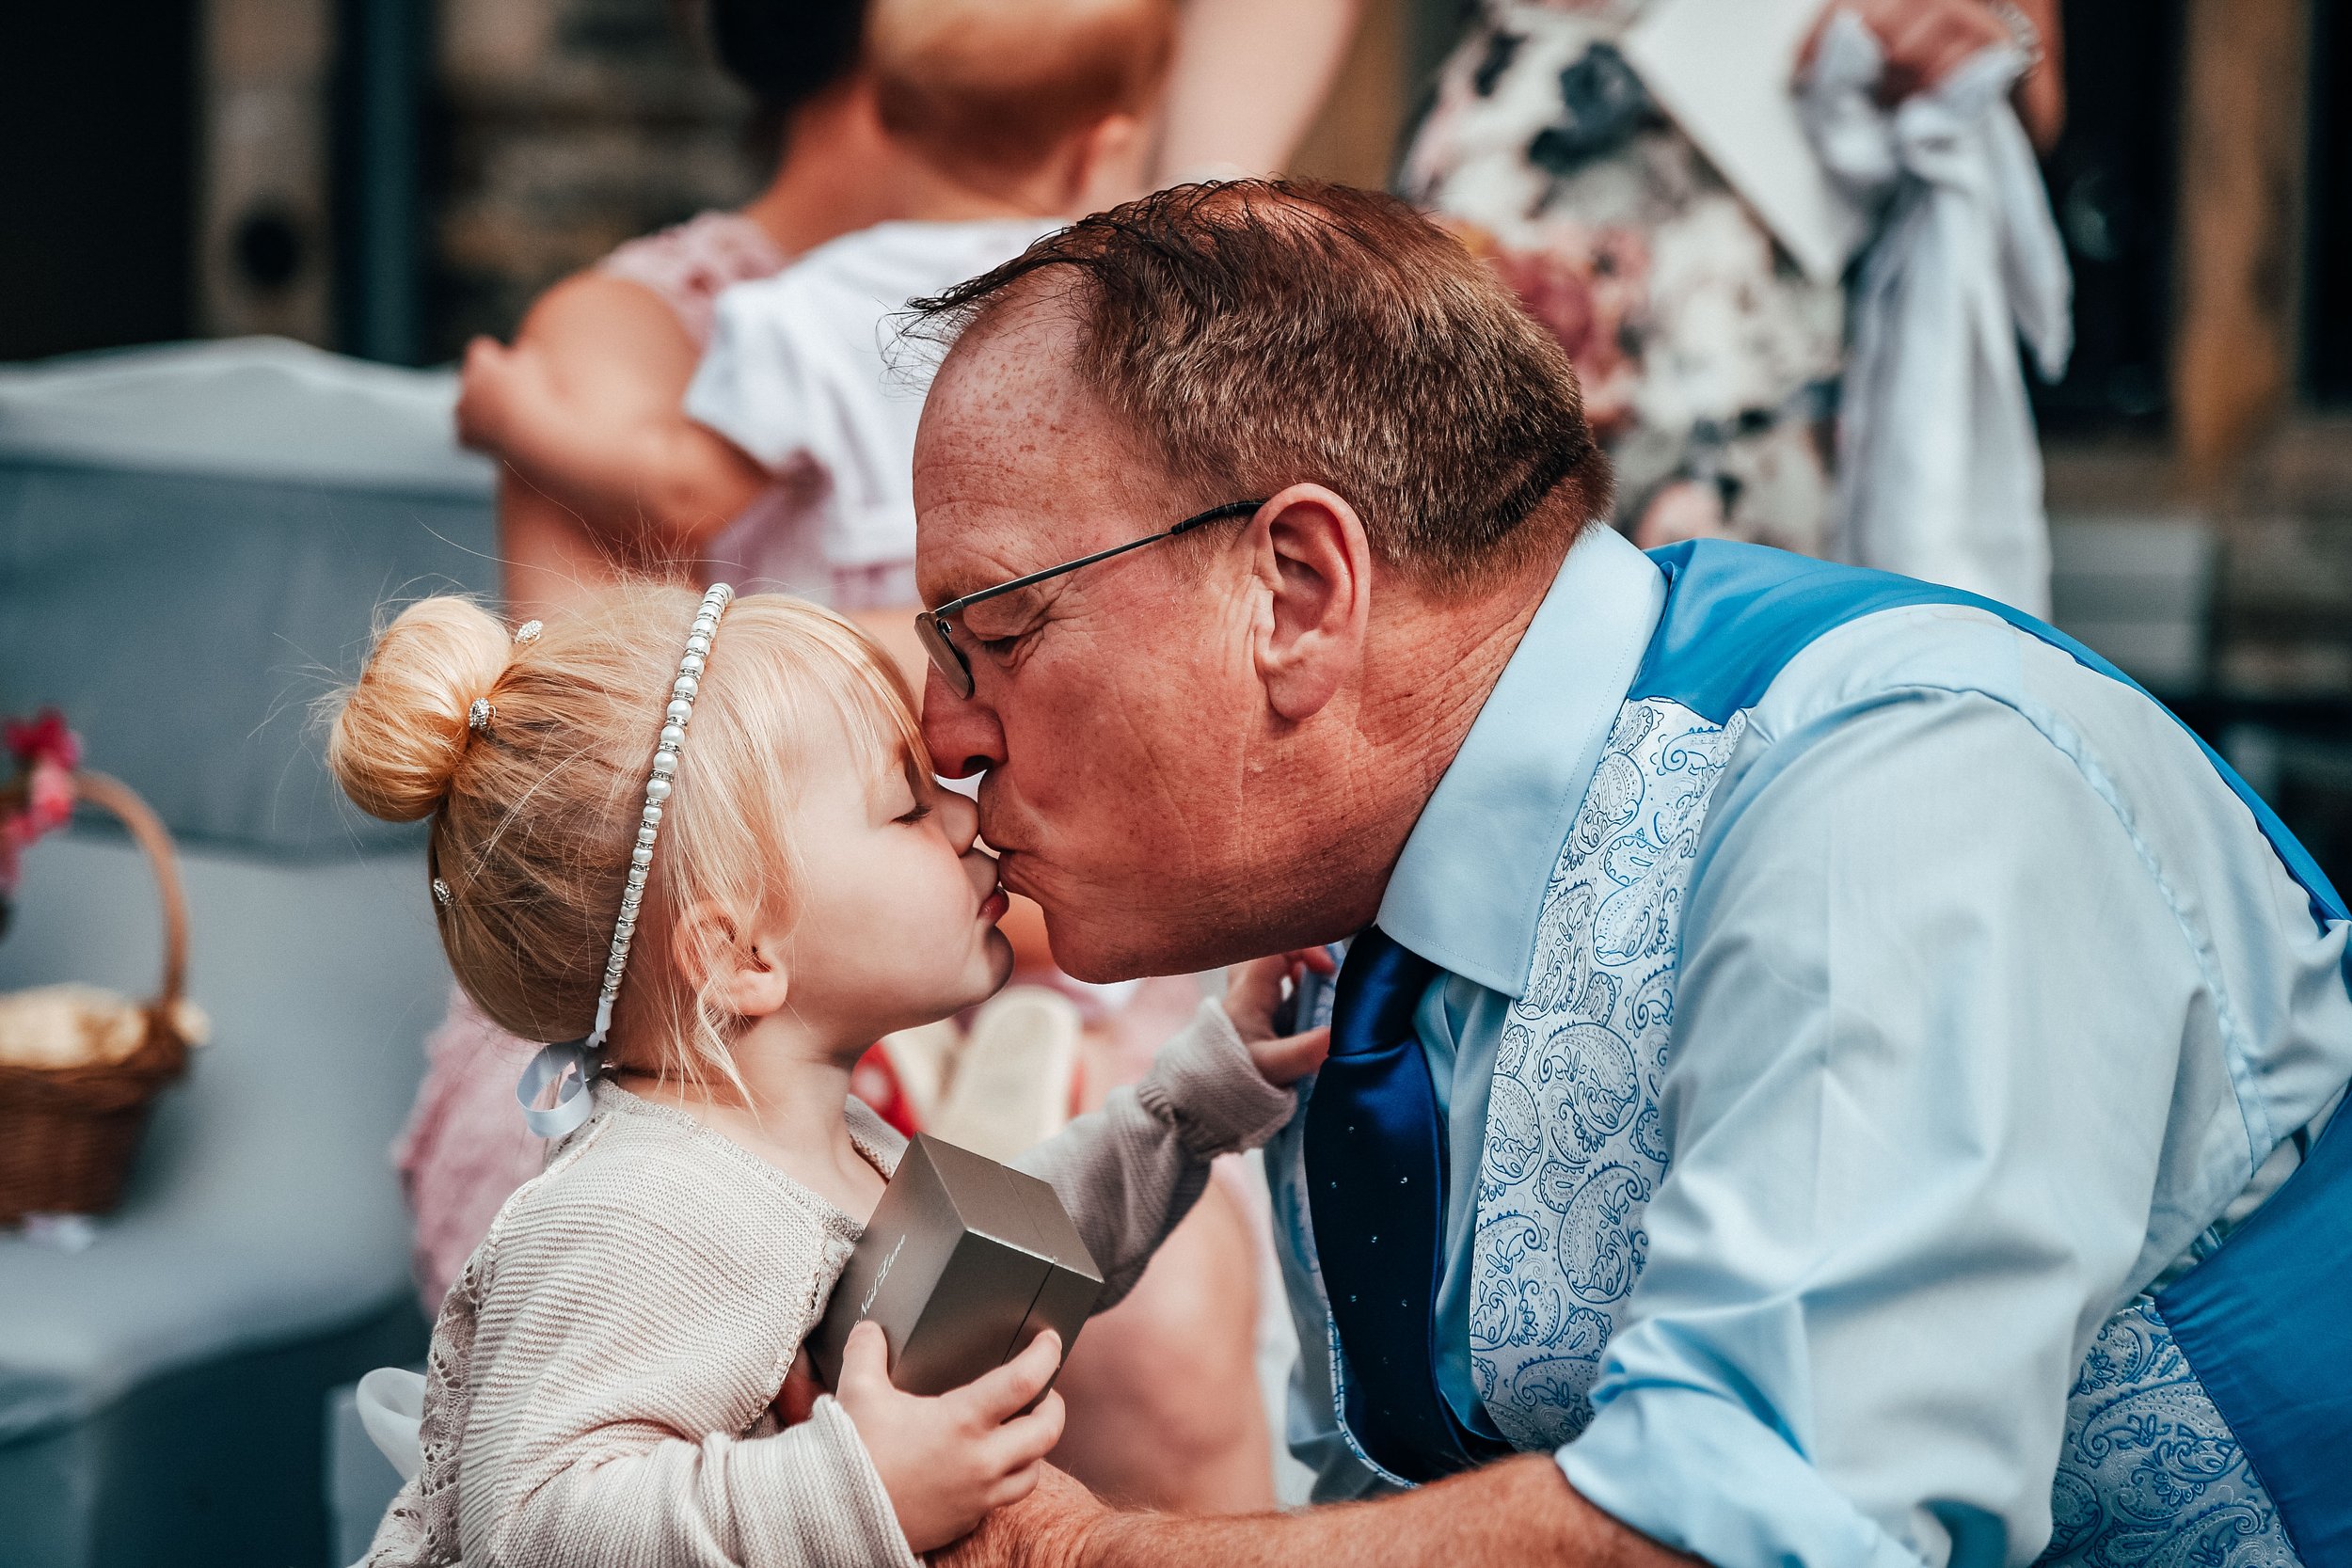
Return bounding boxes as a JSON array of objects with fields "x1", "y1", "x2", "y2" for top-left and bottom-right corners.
[{"x1": 516, "y1": 583, "x2": 735, "y2": 1136}]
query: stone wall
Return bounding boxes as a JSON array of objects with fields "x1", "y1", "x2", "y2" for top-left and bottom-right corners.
[
  {"x1": 428, "y1": 0, "x2": 764, "y2": 359},
  {"x1": 199, "y1": 0, "x2": 335, "y2": 345}
]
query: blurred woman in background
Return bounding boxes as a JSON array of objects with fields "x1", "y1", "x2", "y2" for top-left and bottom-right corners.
[{"x1": 1405, "y1": 0, "x2": 2063, "y2": 557}]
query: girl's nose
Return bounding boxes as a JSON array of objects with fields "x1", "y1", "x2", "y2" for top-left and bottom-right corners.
[{"x1": 938, "y1": 785, "x2": 981, "y2": 854}]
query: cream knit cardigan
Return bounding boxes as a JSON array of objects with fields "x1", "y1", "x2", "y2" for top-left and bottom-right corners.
[{"x1": 363, "y1": 998, "x2": 1296, "y2": 1567}]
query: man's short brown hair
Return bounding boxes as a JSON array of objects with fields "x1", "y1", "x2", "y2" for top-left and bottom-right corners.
[{"x1": 910, "y1": 181, "x2": 1613, "y2": 590}]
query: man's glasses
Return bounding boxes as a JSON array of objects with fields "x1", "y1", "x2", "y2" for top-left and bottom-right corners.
[{"x1": 914, "y1": 499, "x2": 1266, "y2": 699}]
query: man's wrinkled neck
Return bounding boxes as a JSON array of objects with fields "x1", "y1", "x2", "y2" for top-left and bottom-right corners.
[{"x1": 1263, "y1": 554, "x2": 1562, "y2": 943}]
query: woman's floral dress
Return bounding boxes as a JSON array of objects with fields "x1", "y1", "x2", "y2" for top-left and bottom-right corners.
[{"x1": 1402, "y1": 0, "x2": 1846, "y2": 555}]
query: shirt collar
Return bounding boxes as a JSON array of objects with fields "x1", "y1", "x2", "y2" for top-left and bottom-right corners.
[{"x1": 1376, "y1": 526, "x2": 1666, "y2": 997}]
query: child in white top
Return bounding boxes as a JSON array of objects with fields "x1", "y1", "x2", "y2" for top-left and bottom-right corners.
[
  {"x1": 455, "y1": 0, "x2": 1175, "y2": 618},
  {"x1": 683, "y1": 215, "x2": 1059, "y2": 609},
  {"x1": 327, "y1": 587, "x2": 1327, "y2": 1566}
]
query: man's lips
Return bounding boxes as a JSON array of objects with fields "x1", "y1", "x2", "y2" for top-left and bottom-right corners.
[{"x1": 991, "y1": 848, "x2": 1038, "y2": 901}]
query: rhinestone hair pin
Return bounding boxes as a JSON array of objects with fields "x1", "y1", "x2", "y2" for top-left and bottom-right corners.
[
  {"x1": 512, "y1": 619, "x2": 544, "y2": 647},
  {"x1": 468, "y1": 698, "x2": 494, "y2": 732},
  {"x1": 516, "y1": 583, "x2": 734, "y2": 1137},
  {"x1": 431, "y1": 878, "x2": 453, "y2": 908}
]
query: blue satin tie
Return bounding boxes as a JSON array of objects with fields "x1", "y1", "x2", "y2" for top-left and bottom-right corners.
[{"x1": 1304, "y1": 927, "x2": 1518, "y2": 1481}]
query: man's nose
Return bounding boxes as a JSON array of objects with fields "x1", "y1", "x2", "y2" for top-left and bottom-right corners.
[{"x1": 921, "y1": 667, "x2": 1005, "y2": 782}]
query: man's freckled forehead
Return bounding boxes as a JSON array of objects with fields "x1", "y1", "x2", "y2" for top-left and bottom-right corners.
[{"x1": 915, "y1": 352, "x2": 1083, "y2": 601}]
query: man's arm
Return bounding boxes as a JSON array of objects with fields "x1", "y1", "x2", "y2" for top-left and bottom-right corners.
[{"x1": 939, "y1": 1454, "x2": 1692, "y2": 1568}]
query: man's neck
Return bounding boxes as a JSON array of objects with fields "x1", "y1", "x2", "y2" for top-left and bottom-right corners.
[{"x1": 1254, "y1": 554, "x2": 1562, "y2": 946}]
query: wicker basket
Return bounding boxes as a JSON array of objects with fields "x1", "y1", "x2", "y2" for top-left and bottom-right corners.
[{"x1": 0, "y1": 771, "x2": 196, "y2": 1224}]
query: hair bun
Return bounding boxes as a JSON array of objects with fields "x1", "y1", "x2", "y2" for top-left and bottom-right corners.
[{"x1": 328, "y1": 596, "x2": 514, "y2": 822}]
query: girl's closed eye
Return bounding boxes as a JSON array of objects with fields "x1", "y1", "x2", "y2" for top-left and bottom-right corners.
[{"x1": 897, "y1": 800, "x2": 933, "y2": 826}]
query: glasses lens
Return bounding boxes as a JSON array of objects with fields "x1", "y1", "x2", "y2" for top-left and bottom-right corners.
[{"x1": 914, "y1": 613, "x2": 974, "y2": 699}]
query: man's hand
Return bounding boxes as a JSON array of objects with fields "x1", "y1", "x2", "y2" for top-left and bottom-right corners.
[
  {"x1": 1220, "y1": 948, "x2": 1337, "y2": 1085},
  {"x1": 928, "y1": 1450, "x2": 1701, "y2": 1568},
  {"x1": 931, "y1": 1462, "x2": 1107, "y2": 1568},
  {"x1": 834, "y1": 1323, "x2": 1069, "y2": 1554}
]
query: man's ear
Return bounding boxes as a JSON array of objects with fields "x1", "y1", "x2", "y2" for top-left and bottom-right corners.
[
  {"x1": 675, "y1": 901, "x2": 793, "y2": 1021},
  {"x1": 1250, "y1": 484, "x2": 1371, "y2": 722}
]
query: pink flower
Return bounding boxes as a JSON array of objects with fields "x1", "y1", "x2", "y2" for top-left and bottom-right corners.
[
  {"x1": 5, "y1": 708, "x2": 81, "y2": 773},
  {"x1": 2, "y1": 707, "x2": 83, "y2": 891}
]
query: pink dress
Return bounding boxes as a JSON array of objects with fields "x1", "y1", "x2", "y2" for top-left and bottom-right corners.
[{"x1": 596, "y1": 210, "x2": 788, "y2": 351}]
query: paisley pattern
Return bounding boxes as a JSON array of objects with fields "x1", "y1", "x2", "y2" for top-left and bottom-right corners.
[
  {"x1": 1470, "y1": 696, "x2": 1743, "y2": 1449},
  {"x1": 1454, "y1": 694, "x2": 2296, "y2": 1560},
  {"x1": 2035, "y1": 1302, "x2": 2295, "y2": 1568}
]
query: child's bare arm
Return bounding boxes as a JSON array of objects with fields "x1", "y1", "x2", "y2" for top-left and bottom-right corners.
[
  {"x1": 461, "y1": 272, "x2": 711, "y2": 613},
  {"x1": 460, "y1": 333, "x2": 769, "y2": 552}
]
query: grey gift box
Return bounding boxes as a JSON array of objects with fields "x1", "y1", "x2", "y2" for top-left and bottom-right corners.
[{"x1": 811, "y1": 1133, "x2": 1104, "y2": 1397}]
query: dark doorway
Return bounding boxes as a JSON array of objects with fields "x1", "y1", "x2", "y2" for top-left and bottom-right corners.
[
  {"x1": 0, "y1": 2, "x2": 199, "y2": 361},
  {"x1": 2031, "y1": 0, "x2": 2188, "y2": 431},
  {"x1": 2306, "y1": 0, "x2": 2352, "y2": 404}
]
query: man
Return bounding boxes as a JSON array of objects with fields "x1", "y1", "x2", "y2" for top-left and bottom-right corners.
[{"x1": 905, "y1": 182, "x2": 2352, "y2": 1567}]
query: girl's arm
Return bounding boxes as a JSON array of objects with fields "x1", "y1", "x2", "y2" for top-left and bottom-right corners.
[
  {"x1": 1012, "y1": 955, "x2": 1329, "y2": 1307},
  {"x1": 488, "y1": 1398, "x2": 918, "y2": 1568},
  {"x1": 437, "y1": 1139, "x2": 1059, "y2": 1566}
]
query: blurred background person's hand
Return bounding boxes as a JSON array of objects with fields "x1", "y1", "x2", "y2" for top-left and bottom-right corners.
[{"x1": 1803, "y1": 0, "x2": 2064, "y2": 148}]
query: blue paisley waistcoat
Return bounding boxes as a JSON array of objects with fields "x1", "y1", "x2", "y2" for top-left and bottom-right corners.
[{"x1": 1273, "y1": 545, "x2": 2307, "y2": 1566}]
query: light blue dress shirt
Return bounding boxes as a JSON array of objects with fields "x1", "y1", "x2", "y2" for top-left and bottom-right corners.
[{"x1": 1276, "y1": 527, "x2": 2352, "y2": 1567}]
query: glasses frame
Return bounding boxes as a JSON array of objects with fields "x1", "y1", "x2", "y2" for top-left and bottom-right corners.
[{"x1": 914, "y1": 499, "x2": 1267, "y2": 698}]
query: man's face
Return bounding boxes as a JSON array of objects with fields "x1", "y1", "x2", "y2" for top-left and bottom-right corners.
[{"x1": 912, "y1": 309, "x2": 1286, "y2": 981}]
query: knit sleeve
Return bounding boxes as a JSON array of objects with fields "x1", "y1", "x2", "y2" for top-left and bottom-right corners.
[
  {"x1": 1012, "y1": 996, "x2": 1295, "y2": 1308},
  {"x1": 454, "y1": 1125, "x2": 920, "y2": 1568},
  {"x1": 491, "y1": 1397, "x2": 916, "y2": 1568}
]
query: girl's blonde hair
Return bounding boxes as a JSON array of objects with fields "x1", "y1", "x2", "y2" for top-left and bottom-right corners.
[{"x1": 326, "y1": 586, "x2": 925, "y2": 1092}]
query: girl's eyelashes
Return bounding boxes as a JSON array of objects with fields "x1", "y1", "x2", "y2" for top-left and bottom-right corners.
[{"x1": 895, "y1": 800, "x2": 933, "y2": 826}]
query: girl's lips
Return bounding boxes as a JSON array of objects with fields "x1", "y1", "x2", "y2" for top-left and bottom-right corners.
[{"x1": 977, "y1": 887, "x2": 1010, "y2": 924}]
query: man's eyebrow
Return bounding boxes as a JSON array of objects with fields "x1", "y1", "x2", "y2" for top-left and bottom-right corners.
[
  {"x1": 960, "y1": 580, "x2": 1053, "y2": 626},
  {"x1": 920, "y1": 562, "x2": 1008, "y2": 610}
]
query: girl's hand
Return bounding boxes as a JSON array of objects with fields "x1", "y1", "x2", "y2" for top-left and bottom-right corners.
[
  {"x1": 834, "y1": 1322, "x2": 1068, "y2": 1553},
  {"x1": 1221, "y1": 948, "x2": 1337, "y2": 1086}
]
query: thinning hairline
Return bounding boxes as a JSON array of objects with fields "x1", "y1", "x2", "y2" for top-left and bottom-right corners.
[{"x1": 915, "y1": 255, "x2": 1594, "y2": 596}]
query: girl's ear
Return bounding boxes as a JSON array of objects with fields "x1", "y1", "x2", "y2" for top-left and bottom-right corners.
[{"x1": 676, "y1": 900, "x2": 793, "y2": 1020}]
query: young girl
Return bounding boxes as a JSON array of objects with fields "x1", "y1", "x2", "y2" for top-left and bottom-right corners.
[{"x1": 329, "y1": 584, "x2": 1328, "y2": 1565}]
